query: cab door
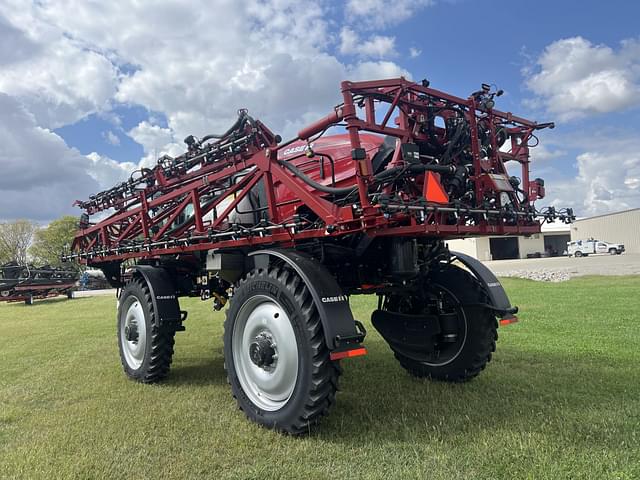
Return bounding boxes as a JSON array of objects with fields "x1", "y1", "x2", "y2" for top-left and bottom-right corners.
[{"x1": 596, "y1": 242, "x2": 608, "y2": 254}]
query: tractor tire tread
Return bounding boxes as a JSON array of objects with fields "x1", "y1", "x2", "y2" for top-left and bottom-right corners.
[
  {"x1": 394, "y1": 266, "x2": 498, "y2": 383},
  {"x1": 119, "y1": 277, "x2": 175, "y2": 384},
  {"x1": 224, "y1": 265, "x2": 341, "y2": 435}
]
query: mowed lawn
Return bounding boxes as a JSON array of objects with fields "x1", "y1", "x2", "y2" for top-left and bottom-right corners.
[{"x1": 1, "y1": 277, "x2": 639, "y2": 480}]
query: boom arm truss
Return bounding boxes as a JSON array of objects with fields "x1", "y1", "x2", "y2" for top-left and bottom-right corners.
[{"x1": 68, "y1": 78, "x2": 573, "y2": 265}]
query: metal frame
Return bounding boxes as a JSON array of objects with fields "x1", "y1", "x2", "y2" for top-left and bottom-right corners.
[{"x1": 69, "y1": 78, "x2": 570, "y2": 265}]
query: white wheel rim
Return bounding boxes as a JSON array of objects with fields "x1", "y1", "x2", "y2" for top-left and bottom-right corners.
[
  {"x1": 232, "y1": 295, "x2": 299, "y2": 412},
  {"x1": 120, "y1": 295, "x2": 147, "y2": 369}
]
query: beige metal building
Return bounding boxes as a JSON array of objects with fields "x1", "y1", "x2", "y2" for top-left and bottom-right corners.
[
  {"x1": 447, "y1": 207, "x2": 640, "y2": 260},
  {"x1": 570, "y1": 208, "x2": 640, "y2": 254},
  {"x1": 446, "y1": 222, "x2": 571, "y2": 261}
]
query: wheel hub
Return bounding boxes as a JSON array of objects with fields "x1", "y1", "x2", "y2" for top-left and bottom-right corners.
[
  {"x1": 379, "y1": 288, "x2": 467, "y2": 366},
  {"x1": 124, "y1": 323, "x2": 139, "y2": 343},
  {"x1": 249, "y1": 333, "x2": 277, "y2": 369}
]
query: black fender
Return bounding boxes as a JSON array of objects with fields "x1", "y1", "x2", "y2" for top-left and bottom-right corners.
[
  {"x1": 128, "y1": 265, "x2": 185, "y2": 329},
  {"x1": 448, "y1": 251, "x2": 518, "y2": 318},
  {"x1": 248, "y1": 249, "x2": 365, "y2": 351}
]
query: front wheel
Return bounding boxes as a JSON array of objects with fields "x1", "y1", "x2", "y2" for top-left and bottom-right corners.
[
  {"x1": 575, "y1": 251, "x2": 583, "y2": 258},
  {"x1": 609, "y1": 248, "x2": 618, "y2": 255},
  {"x1": 224, "y1": 266, "x2": 340, "y2": 434}
]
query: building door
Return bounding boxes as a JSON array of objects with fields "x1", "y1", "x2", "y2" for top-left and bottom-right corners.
[
  {"x1": 543, "y1": 234, "x2": 570, "y2": 256},
  {"x1": 490, "y1": 237, "x2": 519, "y2": 260}
]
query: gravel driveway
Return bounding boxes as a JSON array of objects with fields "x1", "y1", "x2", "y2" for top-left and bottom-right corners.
[{"x1": 484, "y1": 253, "x2": 640, "y2": 282}]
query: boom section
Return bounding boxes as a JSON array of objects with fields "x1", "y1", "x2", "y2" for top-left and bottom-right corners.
[{"x1": 68, "y1": 78, "x2": 572, "y2": 264}]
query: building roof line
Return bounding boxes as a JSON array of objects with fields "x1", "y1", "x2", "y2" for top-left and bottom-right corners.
[{"x1": 575, "y1": 207, "x2": 640, "y2": 223}]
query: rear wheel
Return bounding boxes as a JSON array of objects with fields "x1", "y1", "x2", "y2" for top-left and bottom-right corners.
[
  {"x1": 381, "y1": 266, "x2": 497, "y2": 382},
  {"x1": 224, "y1": 266, "x2": 340, "y2": 434},
  {"x1": 117, "y1": 278, "x2": 176, "y2": 383}
]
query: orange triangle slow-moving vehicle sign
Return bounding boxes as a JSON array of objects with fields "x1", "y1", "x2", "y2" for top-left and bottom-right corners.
[{"x1": 424, "y1": 171, "x2": 449, "y2": 203}]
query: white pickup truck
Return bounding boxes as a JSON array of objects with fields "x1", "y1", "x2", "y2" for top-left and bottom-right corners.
[{"x1": 567, "y1": 239, "x2": 625, "y2": 257}]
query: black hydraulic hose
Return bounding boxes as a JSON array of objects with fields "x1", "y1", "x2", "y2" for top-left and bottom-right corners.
[
  {"x1": 278, "y1": 160, "x2": 455, "y2": 196},
  {"x1": 278, "y1": 160, "x2": 357, "y2": 195},
  {"x1": 442, "y1": 121, "x2": 467, "y2": 164},
  {"x1": 200, "y1": 111, "x2": 251, "y2": 144},
  {"x1": 376, "y1": 163, "x2": 454, "y2": 179},
  {"x1": 316, "y1": 152, "x2": 336, "y2": 185}
]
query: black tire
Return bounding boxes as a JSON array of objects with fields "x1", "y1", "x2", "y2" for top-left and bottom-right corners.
[
  {"x1": 609, "y1": 248, "x2": 617, "y2": 255},
  {"x1": 575, "y1": 251, "x2": 583, "y2": 258},
  {"x1": 224, "y1": 266, "x2": 340, "y2": 434},
  {"x1": 388, "y1": 266, "x2": 497, "y2": 382},
  {"x1": 117, "y1": 277, "x2": 175, "y2": 383}
]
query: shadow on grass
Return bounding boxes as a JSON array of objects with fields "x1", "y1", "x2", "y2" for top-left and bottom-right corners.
[
  {"x1": 168, "y1": 353, "x2": 228, "y2": 387},
  {"x1": 313, "y1": 346, "x2": 636, "y2": 446},
  {"x1": 149, "y1": 340, "x2": 636, "y2": 450},
  {"x1": 23, "y1": 296, "x2": 93, "y2": 307}
]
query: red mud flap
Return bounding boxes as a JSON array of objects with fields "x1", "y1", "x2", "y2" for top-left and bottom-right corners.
[
  {"x1": 499, "y1": 314, "x2": 519, "y2": 326},
  {"x1": 330, "y1": 347, "x2": 368, "y2": 361}
]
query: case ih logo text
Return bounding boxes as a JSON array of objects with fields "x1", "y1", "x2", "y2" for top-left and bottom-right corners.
[
  {"x1": 282, "y1": 143, "x2": 314, "y2": 157},
  {"x1": 156, "y1": 295, "x2": 176, "y2": 300},
  {"x1": 321, "y1": 295, "x2": 347, "y2": 303}
]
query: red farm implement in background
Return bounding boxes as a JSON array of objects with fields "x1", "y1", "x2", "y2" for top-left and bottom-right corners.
[
  {"x1": 0, "y1": 262, "x2": 77, "y2": 305},
  {"x1": 66, "y1": 77, "x2": 573, "y2": 433}
]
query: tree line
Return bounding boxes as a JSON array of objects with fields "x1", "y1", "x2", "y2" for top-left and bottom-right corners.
[{"x1": 0, "y1": 216, "x2": 78, "y2": 269}]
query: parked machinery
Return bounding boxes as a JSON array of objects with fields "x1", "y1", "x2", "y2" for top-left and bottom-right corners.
[
  {"x1": 66, "y1": 77, "x2": 573, "y2": 433},
  {"x1": 0, "y1": 262, "x2": 77, "y2": 304}
]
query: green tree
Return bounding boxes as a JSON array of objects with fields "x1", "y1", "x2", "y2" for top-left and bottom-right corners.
[
  {"x1": 30, "y1": 216, "x2": 79, "y2": 268},
  {"x1": 0, "y1": 220, "x2": 38, "y2": 265}
]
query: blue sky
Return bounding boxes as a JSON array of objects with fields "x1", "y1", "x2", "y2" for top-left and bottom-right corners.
[{"x1": 1, "y1": 0, "x2": 639, "y2": 221}]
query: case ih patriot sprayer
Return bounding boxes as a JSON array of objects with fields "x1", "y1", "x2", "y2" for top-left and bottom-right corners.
[{"x1": 66, "y1": 78, "x2": 572, "y2": 433}]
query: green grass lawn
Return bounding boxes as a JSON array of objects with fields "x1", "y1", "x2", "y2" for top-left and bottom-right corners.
[{"x1": 1, "y1": 276, "x2": 639, "y2": 479}]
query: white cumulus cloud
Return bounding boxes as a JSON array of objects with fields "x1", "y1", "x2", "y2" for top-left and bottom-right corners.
[
  {"x1": 0, "y1": 94, "x2": 131, "y2": 221},
  {"x1": 0, "y1": 0, "x2": 415, "y2": 221},
  {"x1": 127, "y1": 121, "x2": 183, "y2": 168},
  {"x1": 103, "y1": 131, "x2": 120, "y2": 146},
  {"x1": 345, "y1": 0, "x2": 434, "y2": 29},
  {"x1": 543, "y1": 135, "x2": 640, "y2": 216},
  {"x1": 339, "y1": 28, "x2": 397, "y2": 58},
  {"x1": 128, "y1": 122, "x2": 175, "y2": 155},
  {"x1": 32, "y1": 0, "x2": 410, "y2": 142},
  {"x1": 525, "y1": 36, "x2": 640, "y2": 121},
  {"x1": 0, "y1": 2, "x2": 119, "y2": 128}
]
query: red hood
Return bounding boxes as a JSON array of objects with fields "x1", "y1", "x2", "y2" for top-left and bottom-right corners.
[{"x1": 277, "y1": 133, "x2": 385, "y2": 161}]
